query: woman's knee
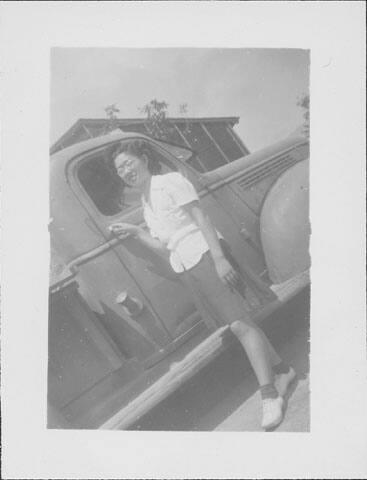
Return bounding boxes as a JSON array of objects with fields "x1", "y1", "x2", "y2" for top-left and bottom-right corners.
[{"x1": 230, "y1": 319, "x2": 253, "y2": 337}]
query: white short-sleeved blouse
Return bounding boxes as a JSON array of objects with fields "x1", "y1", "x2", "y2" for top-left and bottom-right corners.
[{"x1": 142, "y1": 172, "x2": 220, "y2": 273}]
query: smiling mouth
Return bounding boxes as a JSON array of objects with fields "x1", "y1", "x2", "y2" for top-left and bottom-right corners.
[{"x1": 126, "y1": 172, "x2": 137, "y2": 183}]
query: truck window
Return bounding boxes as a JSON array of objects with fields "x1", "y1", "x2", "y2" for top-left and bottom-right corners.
[{"x1": 77, "y1": 142, "x2": 178, "y2": 217}]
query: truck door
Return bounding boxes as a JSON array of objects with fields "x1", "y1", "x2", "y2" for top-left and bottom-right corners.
[{"x1": 68, "y1": 140, "x2": 205, "y2": 352}]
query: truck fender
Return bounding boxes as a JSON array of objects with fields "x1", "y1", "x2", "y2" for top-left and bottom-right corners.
[{"x1": 260, "y1": 160, "x2": 310, "y2": 284}]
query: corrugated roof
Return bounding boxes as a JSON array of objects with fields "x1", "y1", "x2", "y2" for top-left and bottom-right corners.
[{"x1": 51, "y1": 116, "x2": 240, "y2": 154}]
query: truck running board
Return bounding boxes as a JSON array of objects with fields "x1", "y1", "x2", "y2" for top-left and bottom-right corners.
[{"x1": 99, "y1": 325, "x2": 232, "y2": 430}]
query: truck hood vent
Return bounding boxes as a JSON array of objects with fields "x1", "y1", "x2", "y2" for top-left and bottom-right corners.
[{"x1": 236, "y1": 153, "x2": 298, "y2": 190}]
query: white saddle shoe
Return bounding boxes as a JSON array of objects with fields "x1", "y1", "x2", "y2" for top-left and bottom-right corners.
[{"x1": 261, "y1": 396, "x2": 284, "y2": 430}]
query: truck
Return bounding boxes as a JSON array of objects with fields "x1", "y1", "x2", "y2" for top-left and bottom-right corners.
[{"x1": 48, "y1": 129, "x2": 310, "y2": 430}]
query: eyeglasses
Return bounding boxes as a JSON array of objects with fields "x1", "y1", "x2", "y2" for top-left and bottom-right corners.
[{"x1": 116, "y1": 157, "x2": 135, "y2": 176}]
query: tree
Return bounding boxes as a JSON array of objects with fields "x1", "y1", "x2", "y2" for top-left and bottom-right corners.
[
  {"x1": 103, "y1": 98, "x2": 197, "y2": 145},
  {"x1": 103, "y1": 103, "x2": 120, "y2": 133},
  {"x1": 139, "y1": 99, "x2": 175, "y2": 141},
  {"x1": 297, "y1": 93, "x2": 310, "y2": 138}
]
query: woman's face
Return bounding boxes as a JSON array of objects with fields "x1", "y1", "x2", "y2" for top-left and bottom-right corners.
[{"x1": 114, "y1": 152, "x2": 151, "y2": 188}]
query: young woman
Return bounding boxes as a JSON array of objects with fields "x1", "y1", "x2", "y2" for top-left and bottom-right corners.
[{"x1": 109, "y1": 139, "x2": 296, "y2": 430}]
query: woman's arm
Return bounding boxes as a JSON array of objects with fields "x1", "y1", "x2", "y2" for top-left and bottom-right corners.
[
  {"x1": 185, "y1": 201, "x2": 240, "y2": 289},
  {"x1": 136, "y1": 228, "x2": 168, "y2": 255},
  {"x1": 109, "y1": 223, "x2": 168, "y2": 255}
]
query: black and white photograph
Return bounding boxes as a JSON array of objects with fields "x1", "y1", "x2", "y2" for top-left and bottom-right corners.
[
  {"x1": 1, "y1": 2, "x2": 366, "y2": 479},
  {"x1": 49, "y1": 48, "x2": 310, "y2": 432}
]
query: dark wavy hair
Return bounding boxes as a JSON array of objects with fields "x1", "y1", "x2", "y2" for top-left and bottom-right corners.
[{"x1": 109, "y1": 139, "x2": 162, "y2": 176}]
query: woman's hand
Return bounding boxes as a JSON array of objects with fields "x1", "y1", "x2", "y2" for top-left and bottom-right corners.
[
  {"x1": 109, "y1": 222, "x2": 142, "y2": 239},
  {"x1": 214, "y1": 256, "x2": 241, "y2": 290}
]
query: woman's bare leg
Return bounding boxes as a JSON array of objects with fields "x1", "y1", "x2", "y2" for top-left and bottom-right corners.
[
  {"x1": 230, "y1": 320, "x2": 275, "y2": 386},
  {"x1": 257, "y1": 327, "x2": 283, "y2": 367}
]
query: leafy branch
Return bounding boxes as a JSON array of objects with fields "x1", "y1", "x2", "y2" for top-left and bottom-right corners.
[
  {"x1": 103, "y1": 104, "x2": 120, "y2": 133},
  {"x1": 138, "y1": 99, "x2": 175, "y2": 141},
  {"x1": 297, "y1": 93, "x2": 310, "y2": 138}
]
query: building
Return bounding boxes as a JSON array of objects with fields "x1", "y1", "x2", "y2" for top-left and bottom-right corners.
[{"x1": 50, "y1": 117, "x2": 250, "y2": 172}]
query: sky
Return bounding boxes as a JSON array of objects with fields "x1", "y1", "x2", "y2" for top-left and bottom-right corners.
[{"x1": 51, "y1": 48, "x2": 309, "y2": 152}]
